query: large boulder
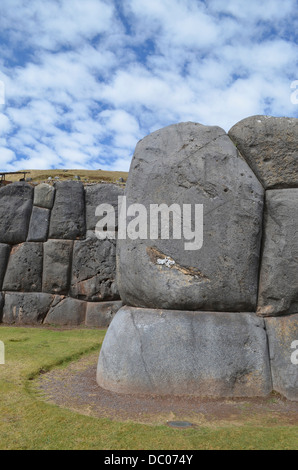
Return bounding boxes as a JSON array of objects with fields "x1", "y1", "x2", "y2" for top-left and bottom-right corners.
[
  {"x1": 0, "y1": 183, "x2": 33, "y2": 244},
  {"x1": 97, "y1": 307, "x2": 272, "y2": 397},
  {"x1": 2, "y1": 242, "x2": 43, "y2": 292},
  {"x1": 27, "y1": 206, "x2": 50, "y2": 242},
  {"x1": 34, "y1": 183, "x2": 55, "y2": 209},
  {"x1": 265, "y1": 314, "x2": 298, "y2": 401},
  {"x1": 117, "y1": 122, "x2": 264, "y2": 311},
  {"x1": 49, "y1": 181, "x2": 86, "y2": 239},
  {"x1": 70, "y1": 238, "x2": 119, "y2": 301},
  {"x1": 0, "y1": 243, "x2": 10, "y2": 289},
  {"x1": 85, "y1": 183, "x2": 124, "y2": 238},
  {"x1": 257, "y1": 189, "x2": 298, "y2": 316},
  {"x1": 42, "y1": 240, "x2": 73, "y2": 294},
  {"x1": 229, "y1": 115, "x2": 298, "y2": 189},
  {"x1": 2, "y1": 292, "x2": 54, "y2": 324},
  {"x1": 44, "y1": 296, "x2": 86, "y2": 326}
]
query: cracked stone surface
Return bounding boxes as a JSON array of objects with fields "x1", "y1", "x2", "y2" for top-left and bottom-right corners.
[
  {"x1": 229, "y1": 115, "x2": 298, "y2": 189},
  {"x1": 117, "y1": 121, "x2": 264, "y2": 311},
  {"x1": 97, "y1": 306, "x2": 272, "y2": 397},
  {"x1": 257, "y1": 189, "x2": 298, "y2": 317}
]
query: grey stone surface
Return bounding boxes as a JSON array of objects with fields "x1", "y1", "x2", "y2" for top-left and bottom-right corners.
[
  {"x1": 2, "y1": 242, "x2": 43, "y2": 292},
  {"x1": 0, "y1": 182, "x2": 33, "y2": 244},
  {"x1": 27, "y1": 206, "x2": 50, "y2": 242},
  {"x1": 49, "y1": 181, "x2": 86, "y2": 239},
  {"x1": 0, "y1": 292, "x2": 4, "y2": 322},
  {"x1": 265, "y1": 315, "x2": 298, "y2": 401},
  {"x1": 71, "y1": 238, "x2": 119, "y2": 301},
  {"x1": 44, "y1": 296, "x2": 86, "y2": 325},
  {"x1": 117, "y1": 122, "x2": 264, "y2": 311},
  {"x1": 257, "y1": 189, "x2": 298, "y2": 317},
  {"x1": 2, "y1": 292, "x2": 54, "y2": 324},
  {"x1": 42, "y1": 240, "x2": 73, "y2": 294},
  {"x1": 33, "y1": 183, "x2": 55, "y2": 209},
  {"x1": 0, "y1": 244, "x2": 10, "y2": 289},
  {"x1": 85, "y1": 183, "x2": 124, "y2": 237},
  {"x1": 97, "y1": 307, "x2": 272, "y2": 397},
  {"x1": 229, "y1": 115, "x2": 298, "y2": 189},
  {"x1": 85, "y1": 300, "x2": 123, "y2": 328}
]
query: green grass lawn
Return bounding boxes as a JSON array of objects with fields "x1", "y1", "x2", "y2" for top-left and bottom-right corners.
[{"x1": 0, "y1": 326, "x2": 297, "y2": 450}]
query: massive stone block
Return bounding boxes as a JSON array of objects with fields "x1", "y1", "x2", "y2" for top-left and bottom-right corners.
[
  {"x1": 85, "y1": 183, "x2": 124, "y2": 238},
  {"x1": 0, "y1": 243, "x2": 10, "y2": 289},
  {"x1": 49, "y1": 181, "x2": 86, "y2": 239},
  {"x1": 257, "y1": 189, "x2": 298, "y2": 317},
  {"x1": 97, "y1": 307, "x2": 272, "y2": 397},
  {"x1": 42, "y1": 240, "x2": 73, "y2": 294},
  {"x1": 27, "y1": 206, "x2": 50, "y2": 242},
  {"x1": 0, "y1": 182, "x2": 33, "y2": 244},
  {"x1": 2, "y1": 292, "x2": 54, "y2": 324},
  {"x1": 117, "y1": 122, "x2": 264, "y2": 311},
  {"x1": 229, "y1": 115, "x2": 298, "y2": 189},
  {"x1": 71, "y1": 238, "x2": 119, "y2": 302},
  {"x1": 0, "y1": 292, "x2": 4, "y2": 322},
  {"x1": 2, "y1": 242, "x2": 43, "y2": 292},
  {"x1": 85, "y1": 300, "x2": 123, "y2": 328},
  {"x1": 44, "y1": 296, "x2": 86, "y2": 326},
  {"x1": 265, "y1": 315, "x2": 298, "y2": 401},
  {"x1": 34, "y1": 183, "x2": 55, "y2": 209}
]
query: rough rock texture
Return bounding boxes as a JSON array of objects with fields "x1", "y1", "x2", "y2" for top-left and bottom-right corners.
[
  {"x1": 2, "y1": 292, "x2": 54, "y2": 324},
  {"x1": 85, "y1": 183, "x2": 124, "y2": 238},
  {"x1": 44, "y1": 296, "x2": 86, "y2": 325},
  {"x1": 27, "y1": 206, "x2": 50, "y2": 242},
  {"x1": 265, "y1": 315, "x2": 298, "y2": 401},
  {"x1": 42, "y1": 240, "x2": 73, "y2": 294},
  {"x1": 2, "y1": 242, "x2": 43, "y2": 292},
  {"x1": 257, "y1": 189, "x2": 298, "y2": 317},
  {"x1": 0, "y1": 292, "x2": 4, "y2": 322},
  {"x1": 85, "y1": 300, "x2": 123, "y2": 328},
  {"x1": 0, "y1": 243, "x2": 10, "y2": 289},
  {"x1": 34, "y1": 183, "x2": 55, "y2": 209},
  {"x1": 229, "y1": 115, "x2": 298, "y2": 189},
  {"x1": 97, "y1": 307, "x2": 272, "y2": 397},
  {"x1": 0, "y1": 183, "x2": 33, "y2": 244},
  {"x1": 71, "y1": 238, "x2": 119, "y2": 302},
  {"x1": 49, "y1": 181, "x2": 86, "y2": 239},
  {"x1": 117, "y1": 122, "x2": 264, "y2": 311}
]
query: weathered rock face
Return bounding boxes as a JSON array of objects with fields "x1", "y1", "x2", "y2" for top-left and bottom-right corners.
[
  {"x1": 85, "y1": 300, "x2": 123, "y2": 328},
  {"x1": 49, "y1": 181, "x2": 86, "y2": 239},
  {"x1": 42, "y1": 240, "x2": 73, "y2": 294},
  {"x1": 85, "y1": 183, "x2": 124, "y2": 238},
  {"x1": 0, "y1": 292, "x2": 4, "y2": 322},
  {"x1": 229, "y1": 115, "x2": 298, "y2": 189},
  {"x1": 257, "y1": 189, "x2": 298, "y2": 317},
  {"x1": 44, "y1": 296, "x2": 87, "y2": 326},
  {"x1": 2, "y1": 242, "x2": 43, "y2": 292},
  {"x1": 0, "y1": 183, "x2": 33, "y2": 244},
  {"x1": 0, "y1": 244, "x2": 10, "y2": 289},
  {"x1": 2, "y1": 292, "x2": 54, "y2": 324},
  {"x1": 27, "y1": 206, "x2": 50, "y2": 242},
  {"x1": 265, "y1": 315, "x2": 298, "y2": 401},
  {"x1": 117, "y1": 122, "x2": 264, "y2": 311},
  {"x1": 34, "y1": 183, "x2": 55, "y2": 209},
  {"x1": 97, "y1": 306, "x2": 272, "y2": 397},
  {"x1": 71, "y1": 238, "x2": 119, "y2": 302}
]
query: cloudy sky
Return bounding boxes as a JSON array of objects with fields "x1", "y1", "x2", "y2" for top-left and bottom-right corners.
[{"x1": 0, "y1": 0, "x2": 297, "y2": 172}]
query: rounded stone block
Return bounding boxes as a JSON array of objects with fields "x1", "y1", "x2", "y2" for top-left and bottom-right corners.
[
  {"x1": 2, "y1": 292, "x2": 54, "y2": 324},
  {"x1": 42, "y1": 239, "x2": 73, "y2": 294},
  {"x1": 257, "y1": 189, "x2": 298, "y2": 317},
  {"x1": 34, "y1": 183, "x2": 55, "y2": 209},
  {"x1": 97, "y1": 307, "x2": 272, "y2": 397},
  {"x1": 85, "y1": 301, "x2": 123, "y2": 328},
  {"x1": 44, "y1": 296, "x2": 86, "y2": 326},
  {"x1": 117, "y1": 122, "x2": 264, "y2": 311},
  {"x1": 0, "y1": 243, "x2": 10, "y2": 289},
  {"x1": 27, "y1": 206, "x2": 50, "y2": 242},
  {"x1": 229, "y1": 115, "x2": 298, "y2": 189}
]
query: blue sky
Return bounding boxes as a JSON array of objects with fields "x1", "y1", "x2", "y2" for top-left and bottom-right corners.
[{"x1": 0, "y1": 0, "x2": 297, "y2": 172}]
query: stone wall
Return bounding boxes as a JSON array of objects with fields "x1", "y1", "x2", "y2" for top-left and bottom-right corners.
[
  {"x1": 0, "y1": 181, "x2": 123, "y2": 327},
  {"x1": 98, "y1": 115, "x2": 298, "y2": 401}
]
